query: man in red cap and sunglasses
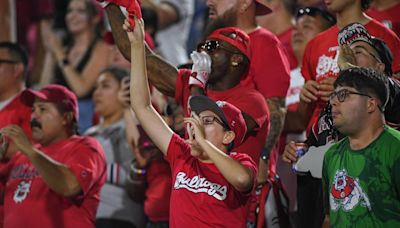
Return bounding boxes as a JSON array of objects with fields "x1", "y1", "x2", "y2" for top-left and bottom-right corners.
[
  {"x1": 0, "y1": 85, "x2": 106, "y2": 228},
  {"x1": 107, "y1": 5, "x2": 269, "y2": 171}
]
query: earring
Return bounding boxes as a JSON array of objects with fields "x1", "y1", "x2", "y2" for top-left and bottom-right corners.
[{"x1": 231, "y1": 62, "x2": 239, "y2": 67}]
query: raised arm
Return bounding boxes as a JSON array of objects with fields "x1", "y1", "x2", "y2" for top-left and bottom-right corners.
[
  {"x1": 185, "y1": 113, "x2": 254, "y2": 193},
  {"x1": 127, "y1": 18, "x2": 173, "y2": 155},
  {"x1": 105, "y1": 3, "x2": 178, "y2": 97}
]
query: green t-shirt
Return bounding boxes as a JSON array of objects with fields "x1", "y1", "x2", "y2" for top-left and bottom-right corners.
[{"x1": 322, "y1": 126, "x2": 400, "y2": 227}]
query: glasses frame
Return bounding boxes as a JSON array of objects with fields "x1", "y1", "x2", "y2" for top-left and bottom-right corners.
[
  {"x1": 200, "y1": 115, "x2": 229, "y2": 130},
  {"x1": 329, "y1": 89, "x2": 372, "y2": 103}
]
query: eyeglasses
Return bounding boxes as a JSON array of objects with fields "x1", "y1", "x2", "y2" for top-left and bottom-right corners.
[
  {"x1": 296, "y1": 7, "x2": 336, "y2": 26},
  {"x1": 200, "y1": 115, "x2": 229, "y2": 129},
  {"x1": 329, "y1": 89, "x2": 372, "y2": 102},
  {"x1": 197, "y1": 40, "x2": 239, "y2": 54},
  {"x1": 0, "y1": 59, "x2": 20, "y2": 65}
]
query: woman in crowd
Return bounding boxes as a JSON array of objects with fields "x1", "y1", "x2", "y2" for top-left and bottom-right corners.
[
  {"x1": 85, "y1": 67, "x2": 145, "y2": 228},
  {"x1": 40, "y1": 0, "x2": 109, "y2": 132}
]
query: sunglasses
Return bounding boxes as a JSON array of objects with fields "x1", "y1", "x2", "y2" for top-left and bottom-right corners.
[
  {"x1": 329, "y1": 89, "x2": 372, "y2": 103},
  {"x1": 197, "y1": 40, "x2": 239, "y2": 54},
  {"x1": 296, "y1": 7, "x2": 336, "y2": 26},
  {"x1": 200, "y1": 115, "x2": 229, "y2": 130},
  {"x1": 0, "y1": 59, "x2": 20, "y2": 65}
]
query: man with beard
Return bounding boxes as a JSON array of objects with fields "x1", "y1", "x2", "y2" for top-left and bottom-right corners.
[
  {"x1": 188, "y1": 0, "x2": 291, "y2": 183},
  {"x1": 0, "y1": 85, "x2": 106, "y2": 228},
  {"x1": 98, "y1": 0, "x2": 270, "y2": 173},
  {"x1": 100, "y1": 0, "x2": 288, "y2": 189}
]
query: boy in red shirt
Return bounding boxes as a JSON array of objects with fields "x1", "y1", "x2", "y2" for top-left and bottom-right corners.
[{"x1": 126, "y1": 17, "x2": 257, "y2": 227}]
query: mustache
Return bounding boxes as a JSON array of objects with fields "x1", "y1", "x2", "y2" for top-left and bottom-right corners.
[{"x1": 30, "y1": 119, "x2": 42, "y2": 129}]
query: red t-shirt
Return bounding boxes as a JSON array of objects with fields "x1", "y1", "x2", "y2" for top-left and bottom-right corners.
[
  {"x1": 145, "y1": 159, "x2": 171, "y2": 222},
  {"x1": 278, "y1": 28, "x2": 298, "y2": 70},
  {"x1": 175, "y1": 69, "x2": 270, "y2": 163},
  {"x1": 0, "y1": 93, "x2": 32, "y2": 227},
  {"x1": 166, "y1": 134, "x2": 257, "y2": 227},
  {"x1": 241, "y1": 27, "x2": 291, "y2": 98},
  {"x1": 301, "y1": 19, "x2": 400, "y2": 133},
  {"x1": 366, "y1": 3, "x2": 400, "y2": 38},
  {"x1": 2, "y1": 136, "x2": 106, "y2": 228}
]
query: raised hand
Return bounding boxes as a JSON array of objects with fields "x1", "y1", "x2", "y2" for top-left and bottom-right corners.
[
  {"x1": 0, "y1": 125, "x2": 34, "y2": 157},
  {"x1": 114, "y1": 0, "x2": 142, "y2": 28},
  {"x1": 338, "y1": 44, "x2": 357, "y2": 71},
  {"x1": 189, "y1": 51, "x2": 212, "y2": 90},
  {"x1": 118, "y1": 76, "x2": 131, "y2": 108},
  {"x1": 184, "y1": 112, "x2": 206, "y2": 152},
  {"x1": 122, "y1": 17, "x2": 144, "y2": 44}
]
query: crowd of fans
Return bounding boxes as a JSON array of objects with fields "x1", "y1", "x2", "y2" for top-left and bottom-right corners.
[{"x1": 1, "y1": 0, "x2": 400, "y2": 227}]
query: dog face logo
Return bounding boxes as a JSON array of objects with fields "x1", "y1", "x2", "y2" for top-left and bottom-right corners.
[
  {"x1": 330, "y1": 169, "x2": 371, "y2": 212},
  {"x1": 13, "y1": 180, "x2": 32, "y2": 203}
]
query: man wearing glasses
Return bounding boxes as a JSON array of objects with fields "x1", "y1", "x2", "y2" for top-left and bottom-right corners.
[
  {"x1": 287, "y1": 0, "x2": 400, "y2": 226},
  {"x1": 322, "y1": 67, "x2": 400, "y2": 227},
  {"x1": 284, "y1": 21, "x2": 400, "y2": 227},
  {"x1": 0, "y1": 42, "x2": 32, "y2": 227}
]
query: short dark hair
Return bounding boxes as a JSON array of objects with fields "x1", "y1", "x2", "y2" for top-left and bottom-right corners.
[
  {"x1": 335, "y1": 67, "x2": 389, "y2": 111},
  {"x1": 54, "y1": 102, "x2": 79, "y2": 135},
  {"x1": 361, "y1": 0, "x2": 373, "y2": 11},
  {"x1": 0, "y1": 42, "x2": 29, "y2": 80},
  {"x1": 99, "y1": 66, "x2": 129, "y2": 83}
]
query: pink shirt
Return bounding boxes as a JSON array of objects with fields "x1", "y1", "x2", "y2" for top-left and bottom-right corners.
[
  {"x1": 3, "y1": 136, "x2": 106, "y2": 228},
  {"x1": 166, "y1": 134, "x2": 257, "y2": 227}
]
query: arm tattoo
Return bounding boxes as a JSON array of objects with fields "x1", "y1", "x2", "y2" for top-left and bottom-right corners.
[{"x1": 264, "y1": 97, "x2": 287, "y2": 156}]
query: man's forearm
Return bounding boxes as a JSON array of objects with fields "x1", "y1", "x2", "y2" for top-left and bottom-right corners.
[
  {"x1": 105, "y1": 3, "x2": 177, "y2": 97},
  {"x1": 264, "y1": 97, "x2": 287, "y2": 157},
  {"x1": 27, "y1": 148, "x2": 81, "y2": 197}
]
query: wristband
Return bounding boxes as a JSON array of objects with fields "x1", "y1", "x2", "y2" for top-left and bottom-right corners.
[{"x1": 130, "y1": 160, "x2": 146, "y2": 175}]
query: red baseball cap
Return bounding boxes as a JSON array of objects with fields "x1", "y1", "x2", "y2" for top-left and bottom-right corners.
[
  {"x1": 21, "y1": 85, "x2": 79, "y2": 121},
  {"x1": 189, "y1": 95, "x2": 247, "y2": 150},
  {"x1": 207, "y1": 27, "x2": 251, "y2": 60},
  {"x1": 255, "y1": 0, "x2": 272, "y2": 16}
]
